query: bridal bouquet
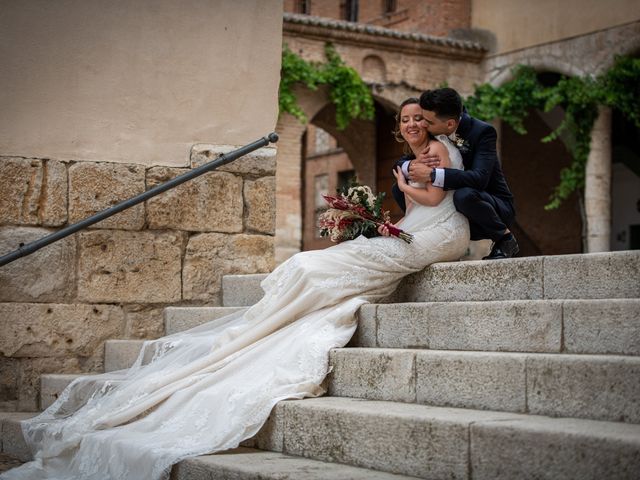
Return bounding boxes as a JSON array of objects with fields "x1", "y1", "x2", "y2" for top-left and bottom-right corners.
[{"x1": 318, "y1": 181, "x2": 413, "y2": 243}]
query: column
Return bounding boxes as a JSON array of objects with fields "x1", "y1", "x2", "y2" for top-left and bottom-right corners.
[
  {"x1": 584, "y1": 106, "x2": 612, "y2": 252},
  {"x1": 274, "y1": 114, "x2": 306, "y2": 264}
]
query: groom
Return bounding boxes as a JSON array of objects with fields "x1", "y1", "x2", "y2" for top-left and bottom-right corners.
[{"x1": 393, "y1": 87, "x2": 519, "y2": 259}]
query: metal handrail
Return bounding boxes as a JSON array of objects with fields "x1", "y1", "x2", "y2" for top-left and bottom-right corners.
[{"x1": 0, "y1": 132, "x2": 279, "y2": 267}]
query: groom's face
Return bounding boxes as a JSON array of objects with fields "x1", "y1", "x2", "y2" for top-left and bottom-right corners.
[{"x1": 422, "y1": 109, "x2": 457, "y2": 136}]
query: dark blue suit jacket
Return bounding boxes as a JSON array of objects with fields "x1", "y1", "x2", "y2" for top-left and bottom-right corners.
[{"x1": 392, "y1": 112, "x2": 514, "y2": 212}]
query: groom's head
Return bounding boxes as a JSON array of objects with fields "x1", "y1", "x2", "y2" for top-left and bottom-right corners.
[{"x1": 419, "y1": 88, "x2": 463, "y2": 136}]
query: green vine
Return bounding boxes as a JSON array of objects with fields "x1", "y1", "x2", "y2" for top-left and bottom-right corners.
[
  {"x1": 280, "y1": 47, "x2": 639, "y2": 211},
  {"x1": 279, "y1": 44, "x2": 374, "y2": 130},
  {"x1": 466, "y1": 56, "x2": 640, "y2": 209}
]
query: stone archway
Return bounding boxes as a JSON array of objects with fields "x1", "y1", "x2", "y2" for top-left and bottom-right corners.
[
  {"x1": 484, "y1": 23, "x2": 640, "y2": 253},
  {"x1": 276, "y1": 14, "x2": 486, "y2": 262},
  {"x1": 311, "y1": 104, "x2": 377, "y2": 188},
  {"x1": 610, "y1": 50, "x2": 640, "y2": 251},
  {"x1": 300, "y1": 96, "x2": 406, "y2": 251},
  {"x1": 273, "y1": 86, "x2": 329, "y2": 263},
  {"x1": 274, "y1": 85, "x2": 408, "y2": 262},
  {"x1": 501, "y1": 114, "x2": 583, "y2": 255},
  {"x1": 489, "y1": 59, "x2": 585, "y2": 88},
  {"x1": 496, "y1": 71, "x2": 583, "y2": 255},
  {"x1": 300, "y1": 104, "x2": 376, "y2": 252}
]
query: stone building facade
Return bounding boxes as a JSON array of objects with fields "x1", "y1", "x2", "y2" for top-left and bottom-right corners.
[
  {"x1": 0, "y1": 1, "x2": 282, "y2": 411},
  {"x1": 482, "y1": 20, "x2": 640, "y2": 254},
  {"x1": 278, "y1": 0, "x2": 640, "y2": 260},
  {"x1": 277, "y1": 10, "x2": 486, "y2": 260}
]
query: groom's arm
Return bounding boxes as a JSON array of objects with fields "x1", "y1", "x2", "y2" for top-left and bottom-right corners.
[
  {"x1": 440, "y1": 126, "x2": 498, "y2": 191},
  {"x1": 398, "y1": 154, "x2": 440, "y2": 183}
]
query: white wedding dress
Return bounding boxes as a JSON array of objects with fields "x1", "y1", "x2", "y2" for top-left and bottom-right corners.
[{"x1": 2, "y1": 136, "x2": 469, "y2": 480}]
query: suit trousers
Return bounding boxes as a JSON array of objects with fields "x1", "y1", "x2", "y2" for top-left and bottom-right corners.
[{"x1": 453, "y1": 187, "x2": 514, "y2": 242}]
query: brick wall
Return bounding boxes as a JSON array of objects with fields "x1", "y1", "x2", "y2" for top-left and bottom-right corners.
[
  {"x1": 284, "y1": 0, "x2": 471, "y2": 36},
  {"x1": 393, "y1": 0, "x2": 471, "y2": 37}
]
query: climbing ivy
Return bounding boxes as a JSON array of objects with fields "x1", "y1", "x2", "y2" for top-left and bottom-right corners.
[
  {"x1": 279, "y1": 44, "x2": 374, "y2": 130},
  {"x1": 465, "y1": 56, "x2": 640, "y2": 209},
  {"x1": 280, "y1": 46, "x2": 639, "y2": 210}
]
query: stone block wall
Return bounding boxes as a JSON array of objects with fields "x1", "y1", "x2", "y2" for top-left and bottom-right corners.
[{"x1": 0, "y1": 145, "x2": 276, "y2": 411}]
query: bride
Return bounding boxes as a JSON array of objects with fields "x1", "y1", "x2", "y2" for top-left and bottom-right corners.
[{"x1": 2, "y1": 97, "x2": 469, "y2": 480}]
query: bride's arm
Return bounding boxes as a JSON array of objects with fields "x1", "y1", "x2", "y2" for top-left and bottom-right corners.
[{"x1": 394, "y1": 141, "x2": 451, "y2": 207}]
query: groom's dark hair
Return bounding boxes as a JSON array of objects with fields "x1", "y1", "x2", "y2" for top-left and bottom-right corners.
[{"x1": 419, "y1": 88, "x2": 463, "y2": 121}]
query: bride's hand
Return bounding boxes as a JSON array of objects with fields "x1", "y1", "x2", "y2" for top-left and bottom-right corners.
[
  {"x1": 377, "y1": 222, "x2": 392, "y2": 236},
  {"x1": 392, "y1": 167, "x2": 407, "y2": 191}
]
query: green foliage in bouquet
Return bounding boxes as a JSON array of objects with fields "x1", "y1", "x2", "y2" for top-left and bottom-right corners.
[{"x1": 337, "y1": 177, "x2": 387, "y2": 220}]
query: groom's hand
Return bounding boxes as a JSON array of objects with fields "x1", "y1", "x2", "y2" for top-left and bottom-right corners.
[
  {"x1": 418, "y1": 144, "x2": 441, "y2": 168},
  {"x1": 408, "y1": 161, "x2": 433, "y2": 184},
  {"x1": 408, "y1": 144, "x2": 441, "y2": 183}
]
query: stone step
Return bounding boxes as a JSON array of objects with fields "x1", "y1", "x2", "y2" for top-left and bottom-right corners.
[
  {"x1": 104, "y1": 339, "x2": 146, "y2": 372},
  {"x1": 0, "y1": 414, "x2": 415, "y2": 479},
  {"x1": 40, "y1": 373, "x2": 85, "y2": 410},
  {"x1": 102, "y1": 308, "x2": 249, "y2": 373},
  {"x1": 222, "y1": 274, "x2": 267, "y2": 307},
  {"x1": 5, "y1": 401, "x2": 640, "y2": 480},
  {"x1": 40, "y1": 373, "x2": 125, "y2": 411},
  {"x1": 47, "y1": 338, "x2": 640, "y2": 425},
  {"x1": 8, "y1": 400, "x2": 640, "y2": 480},
  {"x1": 105, "y1": 298, "x2": 639, "y2": 374},
  {"x1": 395, "y1": 251, "x2": 640, "y2": 303},
  {"x1": 220, "y1": 251, "x2": 640, "y2": 307},
  {"x1": 352, "y1": 298, "x2": 640, "y2": 355},
  {"x1": 172, "y1": 447, "x2": 417, "y2": 480},
  {"x1": 159, "y1": 299, "x2": 640, "y2": 356},
  {"x1": 327, "y1": 348, "x2": 640, "y2": 423},
  {"x1": 164, "y1": 306, "x2": 247, "y2": 335},
  {"x1": 253, "y1": 397, "x2": 640, "y2": 479},
  {"x1": 0, "y1": 412, "x2": 35, "y2": 462}
]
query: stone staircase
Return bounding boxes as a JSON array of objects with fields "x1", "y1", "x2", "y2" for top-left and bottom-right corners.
[{"x1": 1, "y1": 251, "x2": 639, "y2": 478}]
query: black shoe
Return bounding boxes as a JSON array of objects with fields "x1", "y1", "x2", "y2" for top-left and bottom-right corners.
[{"x1": 483, "y1": 234, "x2": 519, "y2": 260}]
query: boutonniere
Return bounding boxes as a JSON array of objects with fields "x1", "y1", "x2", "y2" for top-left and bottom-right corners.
[{"x1": 450, "y1": 134, "x2": 470, "y2": 153}]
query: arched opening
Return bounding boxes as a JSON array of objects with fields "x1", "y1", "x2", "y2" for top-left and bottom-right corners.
[
  {"x1": 301, "y1": 124, "x2": 357, "y2": 251},
  {"x1": 499, "y1": 71, "x2": 583, "y2": 256},
  {"x1": 375, "y1": 99, "x2": 405, "y2": 223},
  {"x1": 611, "y1": 103, "x2": 640, "y2": 251},
  {"x1": 362, "y1": 55, "x2": 387, "y2": 84},
  {"x1": 300, "y1": 98, "x2": 402, "y2": 250}
]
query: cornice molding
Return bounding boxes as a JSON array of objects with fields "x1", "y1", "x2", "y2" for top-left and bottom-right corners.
[{"x1": 283, "y1": 12, "x2": 487, "y2": 62}]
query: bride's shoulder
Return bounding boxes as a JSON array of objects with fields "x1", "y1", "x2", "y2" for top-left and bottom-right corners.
[
  {"x1": 429, "y1": 137, "x2": 452, "y2": 166},
  {"x1": 429, "y1": 137, "x2": 450, "y2": 154}
]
